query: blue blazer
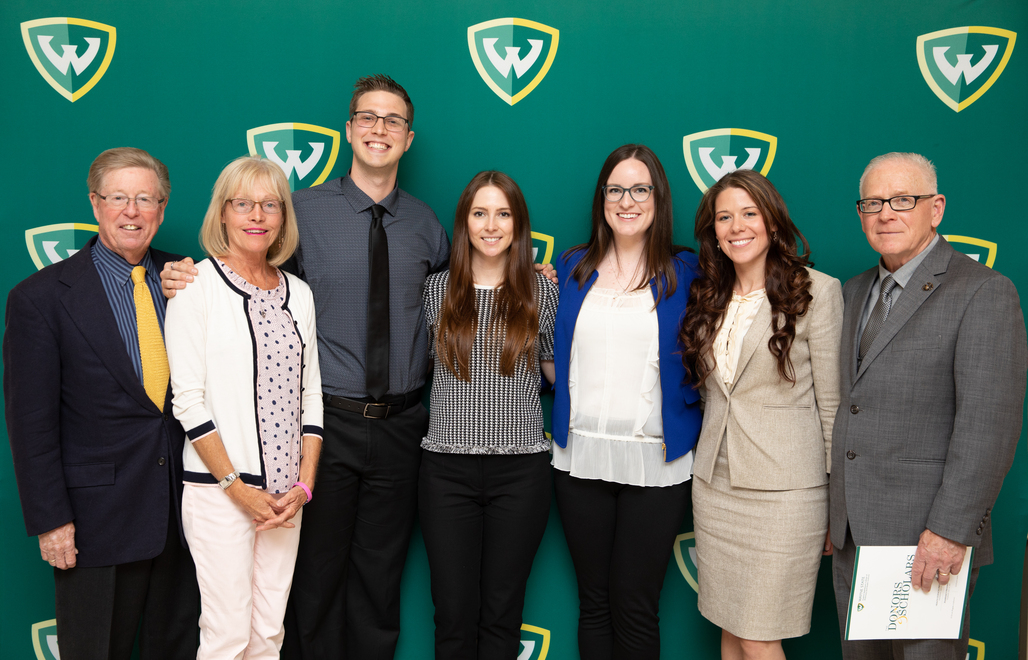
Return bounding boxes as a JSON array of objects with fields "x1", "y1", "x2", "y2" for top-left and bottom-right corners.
[
  {"x1": 552, "y1": 248, "x2": 702, "y2": 462},
  {"x1": 4, "y1": 237, "x2": 187, "y2": 567}
]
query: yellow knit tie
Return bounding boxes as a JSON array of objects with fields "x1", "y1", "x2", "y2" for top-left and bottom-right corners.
[{"x1": 132, "y1": 266, "x2": 169, "y2": 409}]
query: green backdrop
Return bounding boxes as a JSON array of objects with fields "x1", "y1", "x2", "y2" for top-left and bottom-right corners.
[{"x1": 1, "y1": 1, "x2": 1025, "y2": 658}]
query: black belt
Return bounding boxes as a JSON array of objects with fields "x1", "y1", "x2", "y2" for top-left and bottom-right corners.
[{"x1": 323, "y1": 388, "x2": 422, "y2": 420}]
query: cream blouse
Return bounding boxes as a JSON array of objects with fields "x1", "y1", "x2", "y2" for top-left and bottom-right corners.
[
  {"x1": 713, "y1": 289, "x2": 767, "y2": 388},
  {"x1": 552, "y1": 286, "x2": 694, "y2": 487}
]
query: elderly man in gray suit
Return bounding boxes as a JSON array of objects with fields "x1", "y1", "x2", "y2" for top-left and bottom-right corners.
[{"x1": 830, "y1": 152, "x2": 1027, "y2": 659}]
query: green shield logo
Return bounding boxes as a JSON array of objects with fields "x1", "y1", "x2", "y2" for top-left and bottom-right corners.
[
  {"x1": 683, "y1": 129, "x2": 778, "y2": 192},
  {"x1": 531, "y1": 231, "x2": 554, "y2": 265},
  {"x1": 519, "y1": 624, "x2": 551, "y2": 660},
  {"x1": 468, "y1": 18, "x2": 559, "y2": 105},
  {"x1": 32, "y1": 619, "x2": 60, "y2": 660},
  {"x1": 21, "y1": 18, "x2": 116, "y2": 102},
  {"x1": 247, "y1": 123, "x2": 341, "y2": 190},
  {"x1": 673, "y1": 532, "x2": 699, "y2": 593},
  {"x1": 26, "y1": 223, "x2": 99, "y2": 270},
  {"x1": 943, "y1": 235, "x2": 997, "y2": 268},
  {"x1": 917, "y1": 26, "x2": 1016, "y2": 112}
]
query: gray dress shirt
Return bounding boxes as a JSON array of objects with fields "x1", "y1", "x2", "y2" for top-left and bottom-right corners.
[{"x1": 290, "y1": 175, "x2": 450, "y2": 398}]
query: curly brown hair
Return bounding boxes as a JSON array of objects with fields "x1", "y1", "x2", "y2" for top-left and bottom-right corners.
[{"x1": 679, "y1": 169, "x2": 813, "y2": 387}]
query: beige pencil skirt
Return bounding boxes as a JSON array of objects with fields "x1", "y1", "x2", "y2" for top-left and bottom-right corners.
[{"x1": 692, "y1": 439, "x2": 828, "y2": 641}]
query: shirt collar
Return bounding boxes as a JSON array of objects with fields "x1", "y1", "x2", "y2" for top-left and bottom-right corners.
[
  {"x1": 92, "y1": 237, "x2": 159, "y2": 285},
  {"x1": 878, "y1": 233, "x2": 940, "y2": 290},
  {"x1": 340, "y1": 173, "x2": 400, "y2": 219}
]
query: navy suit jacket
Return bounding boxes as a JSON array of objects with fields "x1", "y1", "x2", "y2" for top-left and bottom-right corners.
[
  {"x1": 552, "y1": 248, "x2": 702, "y2": 461},
  {"x1": 4, "y1": 237, "x2": 187, "y2": 567}
]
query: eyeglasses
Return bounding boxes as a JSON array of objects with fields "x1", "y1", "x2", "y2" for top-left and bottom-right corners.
[
  {"x1": 96, "y1": 193, "x2": 164, "y2": 211},
  {"x1": 602, "y1": 185, "x2": 655, "y2": 203},
  {"x1": 351, "y1": 112, "x2": 409, "y2": 133},
  {"x1": 226, "y1": 198, "x2": 283, "y2": 214},
  {"x1": 856, "y1": 195, "x2": 935, "y2": 214}
]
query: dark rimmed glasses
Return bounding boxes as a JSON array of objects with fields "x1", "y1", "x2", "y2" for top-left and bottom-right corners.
[
  {"x1": 602, "y1": 185, "x2": 655, "y2": 203},
  {"x1": 351, "y1": 112, "x2": 409, "y2": 133},
  {"x1": 856, "y1": 194, "x2": 935, "y2": 213}
]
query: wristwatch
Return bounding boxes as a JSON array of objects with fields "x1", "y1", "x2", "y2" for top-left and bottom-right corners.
[{"x1": 218, "y1": 470, "x2": 240, "y2": 490}]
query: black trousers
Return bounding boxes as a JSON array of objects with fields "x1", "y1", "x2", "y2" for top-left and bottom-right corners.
[
  {"x1": 53, "y1": 505, "x2": 198, "y2": 660},
  {"x1": 553, "y1": 470, "x2": 691, "y2": 660},
  {"x1": 833, "y1": 530, "x2": 978, "y2": 660},
  {"x1": 419, "y1": 451, "x2": 551, "y2": 660},
  {"x1": 283, "y1": 402, "x2": 428, "y2": 660}
]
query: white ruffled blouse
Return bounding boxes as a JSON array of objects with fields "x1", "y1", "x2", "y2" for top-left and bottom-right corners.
[
  {"x1": 552, "y1": 286, "x2": 694, "y2": 486},
  {"x1": 713, "y1": 289, "x2": 767, "y2": 388}
]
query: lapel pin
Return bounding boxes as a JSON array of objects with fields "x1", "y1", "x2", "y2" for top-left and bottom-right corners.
[{"x1": 922, "y1": 282, "x2": 934, "y2": 291}]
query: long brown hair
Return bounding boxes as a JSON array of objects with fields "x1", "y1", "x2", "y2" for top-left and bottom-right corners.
[
  {"x1": 437, "y1": 171, "x2": 539, "y2": 381},
  {"x1": 679, "y1": 169, "x2": 813, "y2": 386},
  {"x1": 567, "y1": 144, "x2": 680, "y2": 302}
]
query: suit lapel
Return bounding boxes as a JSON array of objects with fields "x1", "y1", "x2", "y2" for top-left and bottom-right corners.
[
  {"x1": 846, "y1": 270, "x2": 876, "y2": 384},
  {"x1": 855, "y1": 240, "x2": 952, "y2": 382},
  {"x1": 59, "y1": 242, "x2": 158, "y2": 412},
  {"x1": 730, "y1": 296, "x2": 772, "y2": 393}
]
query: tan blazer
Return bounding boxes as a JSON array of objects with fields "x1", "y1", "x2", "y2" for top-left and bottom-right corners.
[{"x1": 694, "y1": 268, "x2": 842, "y2": 490}]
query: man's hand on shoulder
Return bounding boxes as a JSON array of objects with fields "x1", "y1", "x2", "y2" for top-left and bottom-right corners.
[
  {"x1": 534, "y1": 262, "x2": 557, "y2": 285},
  {"x1": 161, "y1": 257, "x2": 198, "y2": 299},
  {"x1": 39, "y1": 521, "x2": 77, "y2": 570},
  {"x1": 911, "y1": 528, "x2": 967, "y2": 593}
]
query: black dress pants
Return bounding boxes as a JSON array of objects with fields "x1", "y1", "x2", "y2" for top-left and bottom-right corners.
[
  {"x1": 553, "y1": 469, "x2": 691, "y2": 660},
  {"x1": 419, "y1": 450, "x2": 551, "y2": 660},
  {"x1": 283, "y1": 402, "x2": 428, "y2": 660},
  {"x1": 53, "y1": 506, "x2": 198, "y2": 660}
]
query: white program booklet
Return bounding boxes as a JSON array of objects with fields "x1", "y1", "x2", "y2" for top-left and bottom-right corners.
[{"x1": 845, "y1": 545, "x2": 973, "y2": 640}]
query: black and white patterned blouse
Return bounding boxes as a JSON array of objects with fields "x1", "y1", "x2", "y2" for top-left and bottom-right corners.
[{"x1": 422, "y1": 271, "x2": 558, "y2": 455}]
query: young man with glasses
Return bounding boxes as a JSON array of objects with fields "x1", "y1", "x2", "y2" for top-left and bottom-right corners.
[{"x1": 164, "y1": 75, "x2": 450, "y2": 660}]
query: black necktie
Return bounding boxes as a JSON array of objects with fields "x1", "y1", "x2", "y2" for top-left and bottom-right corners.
[{"x1": 366, "y1": 204, "x2": 390, "y2": 400}]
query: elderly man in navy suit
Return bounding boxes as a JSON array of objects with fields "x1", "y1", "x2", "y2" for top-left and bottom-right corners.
[
  {"x1": 830, "y1": 152, "x2": 1028, "y2": 659},
  {"x1": 4, "y1": 147, "x2": 198, "y2": 660}
]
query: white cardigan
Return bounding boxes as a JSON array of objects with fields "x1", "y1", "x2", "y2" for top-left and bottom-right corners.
[{"x1": 166, "y1": 258, "x2": 323, "y2": 488}]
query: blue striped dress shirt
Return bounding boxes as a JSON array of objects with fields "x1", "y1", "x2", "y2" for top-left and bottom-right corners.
[{"x1": 91, "y1": 238, "x2": 167, "y2": 384}]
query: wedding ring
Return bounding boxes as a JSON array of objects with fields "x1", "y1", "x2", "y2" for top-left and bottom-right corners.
[{"x1": 938, "y1": 571, "x2": 950, "y2": 576}]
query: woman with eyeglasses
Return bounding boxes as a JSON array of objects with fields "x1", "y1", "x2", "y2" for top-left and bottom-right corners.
[
  {"x1": 679, "y1": 169, "x2": 841, "y2": 660},
  {"x1": 419, "y1": 171, "x2": 558, "y2": 659},
  {"x1": 165, "y1": 155, "x2": 323, "y2": 659},
  {"x1": 551, "y1": 144, "x2": 701, "y2": 659}
]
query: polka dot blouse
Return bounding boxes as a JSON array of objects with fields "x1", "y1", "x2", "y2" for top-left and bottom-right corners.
[{"x1": 217, "y1": 258, "x2": 302, "y2": 493}]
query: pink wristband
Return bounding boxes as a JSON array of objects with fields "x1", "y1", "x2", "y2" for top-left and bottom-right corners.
[{"x1": 294, "y1": 481, "x2": 312, "y2": 504}]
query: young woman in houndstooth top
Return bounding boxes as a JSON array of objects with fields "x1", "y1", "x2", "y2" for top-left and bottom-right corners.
[{"x1": 419, "y1": 171, "x2": 558, "y2": 660}]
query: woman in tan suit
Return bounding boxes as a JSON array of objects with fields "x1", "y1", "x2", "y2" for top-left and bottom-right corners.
[{"x1": 679, "y1": 169, "x2": 841, "y2": 660}]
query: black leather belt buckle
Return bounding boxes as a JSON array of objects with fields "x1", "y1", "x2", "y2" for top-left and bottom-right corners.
[{"x1": 363, "y1": 402, "x2": 390, "y2": 419}]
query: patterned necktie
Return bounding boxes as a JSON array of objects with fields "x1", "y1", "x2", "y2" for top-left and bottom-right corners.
[
  {"x1": 858, "y1": 274, "x2": 897, "y2": 362},
  {"x1": 132, "y1": 266, "x2": 169, "y2": 409},
  {"x1": 366, "y1": 204, "x2": 390, "y2": 400}
]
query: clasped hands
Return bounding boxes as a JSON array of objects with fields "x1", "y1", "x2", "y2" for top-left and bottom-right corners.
[{"x1": 224, "y1": 479, "x2": 309, "y2": 532}]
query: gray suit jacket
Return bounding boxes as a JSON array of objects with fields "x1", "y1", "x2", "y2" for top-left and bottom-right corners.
[{"x1": 829, "y1": 237, "x2": 1027, "y2": 566}]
